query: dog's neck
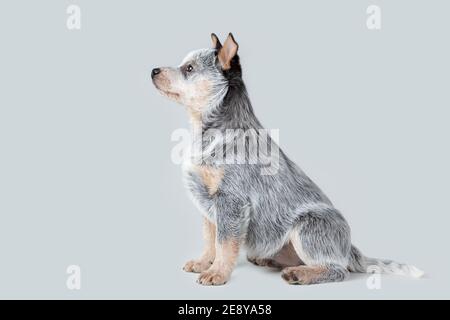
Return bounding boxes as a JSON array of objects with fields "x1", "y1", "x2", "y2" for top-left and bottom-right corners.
[
  {"x1": 185, "y1": 79, "x2": 264, "y2": 166},
  {"x1": 199, "y1": 80, "x2": 263, "y2": 132}
]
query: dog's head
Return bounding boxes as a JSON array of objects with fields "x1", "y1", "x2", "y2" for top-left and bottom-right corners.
[{"x1": 151, "y1": 33, "x2": 240, "y2": 114}]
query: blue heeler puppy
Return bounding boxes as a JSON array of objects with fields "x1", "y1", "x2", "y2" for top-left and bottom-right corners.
[{"x1": 151, "y1": 33, "x2": 424, "y2": 285}]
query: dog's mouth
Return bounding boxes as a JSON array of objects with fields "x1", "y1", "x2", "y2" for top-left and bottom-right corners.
[
  {"x1": 158, "y1": 88, "x2": 180, "y2": 98},
  {"x1": 152, "y1": 80, "x2": 180, "y2": 99},
  {"x1": 161, "y1": 90, "x2": 180, "y2": 99},
  {"x1": 156, "y1": 87, "x2": 180, "y2": 100}
]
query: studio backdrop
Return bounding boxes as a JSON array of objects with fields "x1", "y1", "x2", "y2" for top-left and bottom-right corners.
[{"x1": 0, "y1": 0, "x2": 449, "y2": 299}]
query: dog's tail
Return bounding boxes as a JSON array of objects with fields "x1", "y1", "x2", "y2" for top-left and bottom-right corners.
[{"x1": 347, "y1": 245, "x2": 424, "y2": 278}]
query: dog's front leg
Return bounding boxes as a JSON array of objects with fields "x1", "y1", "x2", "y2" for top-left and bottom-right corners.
[
  {"x1": 197, "y1": 237, "x2": 240, "y2": 286},
  {"x1": 197, "y1": 197, "x2": 243, "y2": 286},
  {"x1": 183, "y1": 217, "x2": 216, "y2": 273}
]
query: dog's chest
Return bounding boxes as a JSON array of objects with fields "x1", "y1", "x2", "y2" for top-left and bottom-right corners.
[{"x1": 183, "y1": 162, "x2": 224, "y2": 197}]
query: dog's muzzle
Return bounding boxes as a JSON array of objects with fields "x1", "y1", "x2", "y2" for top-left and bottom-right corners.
[{"x1": 151, "y1": 68, "x2": 161, "y2": 79}]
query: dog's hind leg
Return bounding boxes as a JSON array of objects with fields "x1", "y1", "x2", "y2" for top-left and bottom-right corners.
[{"x1": 281, "y1": 207, "x2": 351, "y2": 285}]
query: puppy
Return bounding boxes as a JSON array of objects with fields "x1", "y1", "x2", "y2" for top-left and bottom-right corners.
[{"x1": 151, "y1": 33, "x2": 423, "y2": 285}]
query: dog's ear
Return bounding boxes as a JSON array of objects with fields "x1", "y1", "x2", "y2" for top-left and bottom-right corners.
[
  {"x1": 211, "y1": 33, "x2": 222, "y2": 50},
  {"x1": 217, "y1": 33, "x2": 239, "y2": 70}
]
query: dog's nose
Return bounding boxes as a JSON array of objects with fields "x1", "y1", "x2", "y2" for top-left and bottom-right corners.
[{"x1": 151, "y1": 68, "x2": 161, "y2": 79}]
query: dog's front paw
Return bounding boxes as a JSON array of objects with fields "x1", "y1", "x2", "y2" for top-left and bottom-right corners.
[
  {"x1": 197, "y1": 269, "x2": 229, "y2": 286},
  {"x1": 183, "y1": 259, "x2": 212, "y2": 273}
]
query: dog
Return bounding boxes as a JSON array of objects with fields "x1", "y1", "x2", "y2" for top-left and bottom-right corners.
[{"x1": 151, "y1": 33, "x2": 424, "y2": 285}]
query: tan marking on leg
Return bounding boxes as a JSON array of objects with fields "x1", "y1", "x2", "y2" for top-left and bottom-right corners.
[
  {"x1": 198, "y1": 238, "x2": 240, "y2": 286},
  {"x1": 281, "y1": 265, "x2": 328, "y2": 285},
  {"x1": 183, "y1": 218, "x2": 216, "y2": 273},
  {"x1": 197, "y1": 166, "x2": 224, "y2": 196}
]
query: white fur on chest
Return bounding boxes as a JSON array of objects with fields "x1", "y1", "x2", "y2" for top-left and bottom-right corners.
[{"x1": 181, "y1": 145, "x2": 217, "y2": 222}]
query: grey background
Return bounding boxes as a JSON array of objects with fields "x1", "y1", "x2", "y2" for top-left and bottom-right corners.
[{"x1": 0, "y1": 0, "x2": 449, "y2": 299}]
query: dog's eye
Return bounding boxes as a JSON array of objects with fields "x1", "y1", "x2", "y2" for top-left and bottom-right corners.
[{"x1": 186, "y1": 64, "x2": 194, "y2": 73}]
